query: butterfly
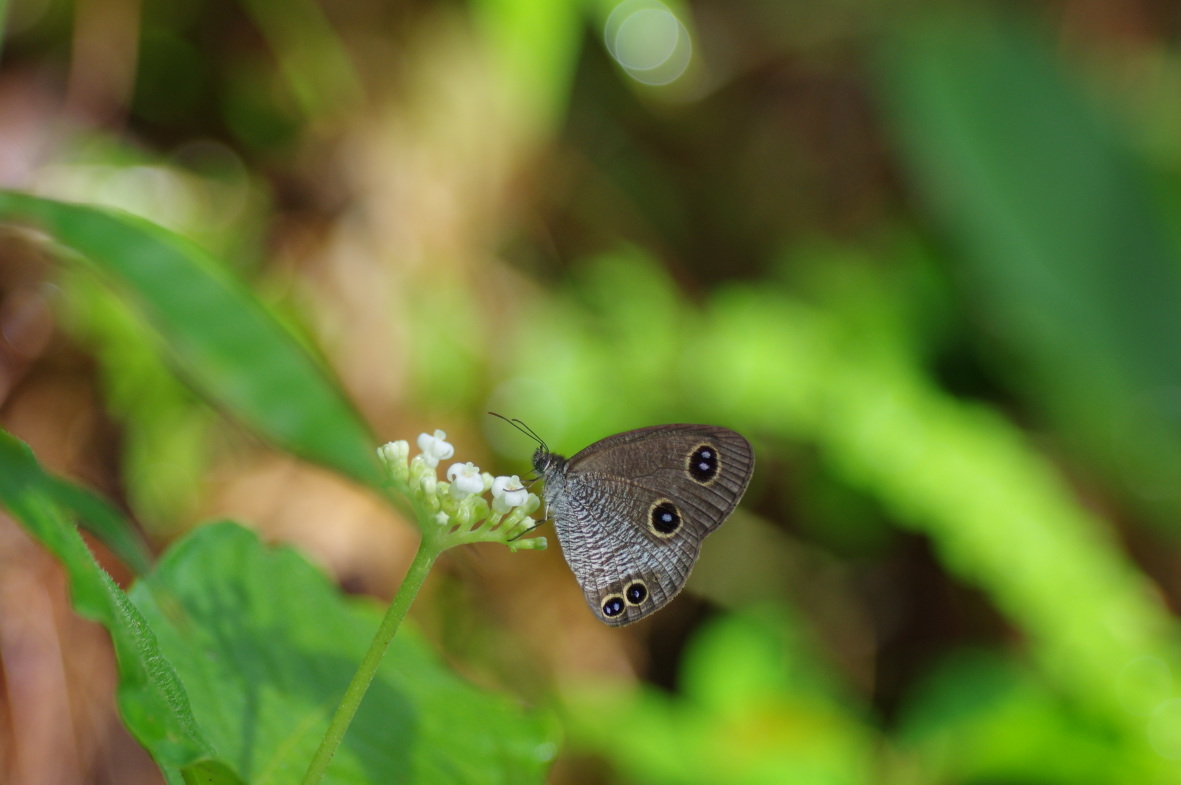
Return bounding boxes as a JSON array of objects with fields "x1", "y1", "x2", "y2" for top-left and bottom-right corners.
[{"x1": 495, "y1": 415, "x2": 754, "y2": 626}]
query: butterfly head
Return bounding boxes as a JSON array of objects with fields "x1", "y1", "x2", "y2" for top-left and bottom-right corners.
[{"x1": 531, "y1": 446, "x2": 567, "y2": 481}]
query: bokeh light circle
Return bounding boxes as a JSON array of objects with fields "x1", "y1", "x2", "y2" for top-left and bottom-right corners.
[
  {"x1": 1148, "y1": 698, "x2": 1181, "y2": 759},
  {"x1": 604, "y1": 0, "x2": 692, "y2": 86}
]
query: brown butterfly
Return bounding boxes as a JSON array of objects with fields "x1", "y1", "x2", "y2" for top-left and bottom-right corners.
[{"x1": 495, "y1": 416, "x2": 754, "y2": 626}]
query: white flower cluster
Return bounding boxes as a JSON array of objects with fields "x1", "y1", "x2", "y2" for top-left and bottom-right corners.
[{"x1": 376, "y1": 429, "x2": 545, "y2": 551}]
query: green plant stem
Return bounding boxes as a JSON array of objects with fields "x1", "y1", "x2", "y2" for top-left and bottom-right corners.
[{"x1": 301, "y1": 534, "x2": 441, "y2": 785}]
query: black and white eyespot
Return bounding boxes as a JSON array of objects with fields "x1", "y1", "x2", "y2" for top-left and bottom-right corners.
[
  {"x1": 648, "y1": 499, "x2": 682, "y2": 537},
  {"x1": 602, "y1": 595, "x2": 626, "y2": 618},
  {"x1": 625, "y1": 580, "x2": 648, "y2": 605},
  {"x1": 686, "y1": 442, "x2": 721, "y2": 484}
]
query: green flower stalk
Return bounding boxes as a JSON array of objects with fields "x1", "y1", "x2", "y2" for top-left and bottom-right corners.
[{"x1": 302, "y1": 429, "x2": 545, "y2": 785}]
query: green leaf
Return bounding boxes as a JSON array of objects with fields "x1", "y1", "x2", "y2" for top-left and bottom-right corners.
[
  {"x1": 0, "y1": 191, "x2": 383, "y2": 490},
  {"x1": 42, "y1": 474, "x2": 153, "y2": 575},
  {"x1": 128, "y1": 522, "x2": 556, "y2": 785},
  {"x1": 0, "y1": 431, "x2": 153, "y2": 574},
  {"x1": 182, "y1": 759, "x2": 249, "y2": 785},
  {"x1": 0, "y1": 430, "x2": 239, "y2": 783}
]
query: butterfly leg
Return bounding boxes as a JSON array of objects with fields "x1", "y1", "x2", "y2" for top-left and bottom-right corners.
[{"x1": 507, "y1": 516, "x2": 550, "y2": 541}]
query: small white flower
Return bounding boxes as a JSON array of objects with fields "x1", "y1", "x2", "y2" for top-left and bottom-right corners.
[
  {"x1": 491, "y1": 474, "x2": 529, "y2": 514},
  {"x1": 377, "y1": 440, "x2": 411, "y2": 485},
  {"x1": 416, "y1": 429, "x2": 455, "y2": 468},
  {"x1": 419, "y1": 471, "x2": 437, "y2": 498},
  {"x1": 447, "y1": 462, "x2": 485, "y2": 499},
  {"x1": 377, "y1": 440, "x2": 409, "y2": 466},
  {"x1": 434, "y1": 511, "x2": 450, "y2": 526}
]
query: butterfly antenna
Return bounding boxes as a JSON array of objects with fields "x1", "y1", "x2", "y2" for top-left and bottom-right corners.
[
  {"x1": 488, "y1": 411, "x2": 549, "y2": 452},
  {"x1": 511, "y1": 418, "x2": 549, "y2": 452}
]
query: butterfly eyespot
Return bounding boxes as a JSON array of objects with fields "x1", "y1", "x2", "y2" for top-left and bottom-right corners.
[
  {"x1": 648, "y1": 499, "x2": 682, "y2": 537},
  {"x1": 602, "y1": 596, "x2": 626, "y2": 617},
  {"x1": 625, "y1": 581, "x2": 648, "y2": 605},
  {"x1": 687, "y1": 443, "x2": 721, "y2": 484}
]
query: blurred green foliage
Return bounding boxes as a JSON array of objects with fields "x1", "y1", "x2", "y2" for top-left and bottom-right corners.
[
  {"x1": 4, "y1": 0, "x2": 1181, "y2": 784},
  {"x1": 502, "y1": 247, "x2": 1181, "y2": 780},
  {"x1": 882, "y1": 13, "x2": 1181, "y2": 529},
  {"x1": 566, "y1": 607, "x2": 876, "y2": 785}
]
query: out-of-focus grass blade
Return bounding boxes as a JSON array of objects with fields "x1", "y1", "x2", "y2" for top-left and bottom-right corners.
[
  {"x1": 0, "y1": 430, "x2": 241, "y2": 783},
  {"x1": 0, "y1": 192, "x2": 383, "y2": 490},
  {"x1": 238, "y1": 0, "x2": 363, "y2": 119},
  {"x1": 878, "y1": 14, "x2": 1181, "y2": 514},
  {"x1": 470, "y1": 0, "x2": 584, "y2": 139}
]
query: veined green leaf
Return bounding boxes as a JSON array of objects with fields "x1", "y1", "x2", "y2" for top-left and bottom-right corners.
[{"x1": 129, "y1": 522, "x2": 556, "y2": 785}]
